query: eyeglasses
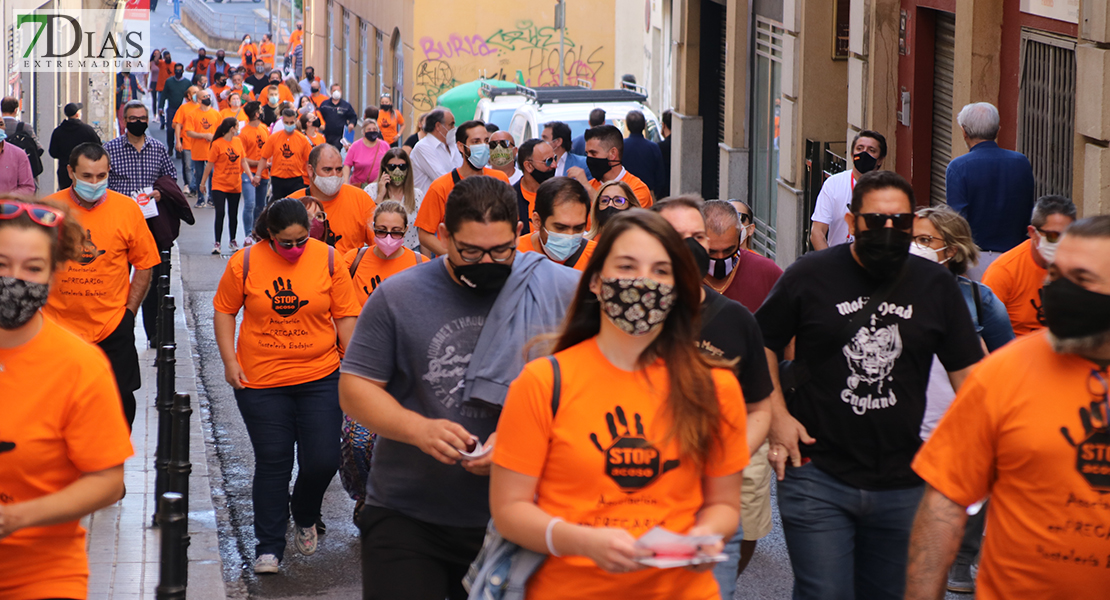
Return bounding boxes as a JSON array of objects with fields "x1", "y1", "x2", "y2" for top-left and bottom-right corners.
[
  {"x1": 530, "y1": 156, "x2": 555, "y2": 168},
  {"x1": 489, "y1": 140, "x2": 515, "y2": 149},
  {"x1": 274, "y1": 236, "x2": 310, "y2": 249},
  {"x1": 387, "y1": 163, "x2": 409, "y2": 171},
  {"x1": 0, "y1": 200, "x2": 65, "y2": 227},
  {"x1": 599, "y1": 195, "x2": 629, "y2": 208},
  {"x1": 859, "y1": 213, "x2": 914, "y2": 231},
  {"x1": 913, "y1": 234, "x2": 943, "y2": 247},
  {"x1": 374, "y1": 228, "x2": 406, "y2": 239},
  {"x1": 1037, "y1": 228, "x2": 1064, "y2": 244},
  {"x1": 451, "y1": 239, "x2": 516, "y2": 263}
]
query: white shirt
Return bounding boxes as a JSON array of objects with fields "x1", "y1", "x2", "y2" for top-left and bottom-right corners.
[
  {"x1": 811, "y1": 169, "x2": 855, "y2": 247},
  {"x1": 365, "y1": 182, "x2": 426, "y2": 252},
  {"x1": 410, "y1": 134, "x2": 461, "y2": 191},
  {"x1": 508, "y1": 166, "x2": 523, "y2": 185},
  {"x1": 554, "y1": 151, "x2": 568, "y2": 177}
]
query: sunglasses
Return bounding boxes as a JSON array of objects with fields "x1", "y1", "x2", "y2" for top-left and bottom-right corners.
[
  {"x1": 274, "y1": 236, "x2": 310, "y2": 249},
  {"x1": 489, "y1": 140, "x2": 514, "y2": 149},
  {"x1": 530, "y1": 156, "x2": 555, "y2": 168},
  {"x1": 737, "y1": 211, "x2": 752, "y2": 225},
  {"x1": 0, "y1": 200, "x2": 65, "y2": 227},
  {"x1": 1036, "y1": 228, "x2": 1064, "y2": 244},
  {"x1": 374, "y1": 228, "x2": 406, "y2": 239},
  {"x1": 858, "y1": 213, "x2": 914, "y2": 231},
  {"x1": 387, "y1": 163, "x2": 409, "y2": 171}
]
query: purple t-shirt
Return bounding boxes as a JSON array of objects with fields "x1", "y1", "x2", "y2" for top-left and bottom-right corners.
[{"x1": 344, "y1": 138, "x2": 390, "y2": 187}]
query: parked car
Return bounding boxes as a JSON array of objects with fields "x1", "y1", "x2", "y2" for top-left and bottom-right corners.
[
  {"x1": 475, "y1": 83, "x2": 530, "y2": 132},
  {"x1": 505, "y1": 85, "x2": 662, "y2": 147}
]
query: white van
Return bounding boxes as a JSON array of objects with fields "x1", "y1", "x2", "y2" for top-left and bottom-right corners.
[
  {"x1": 505, "y1": 86, "x2": 662, "y2": 147},
  {"x1": 474, "y1": 84, "x2": 530, "y2": 132}
]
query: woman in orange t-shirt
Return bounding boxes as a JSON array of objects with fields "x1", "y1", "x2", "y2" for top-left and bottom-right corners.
[
  {"x1": 491, "y1": 209, "x2": 749, "y2": 600},
  {"x1": 337, "y1": 201, "x2": 424, "y2": 520},
  {"x1": 0, "y1": 198, "x2": 133, "y2": 600},
  {"x1": 203, "y1": 117, "x2": 256, "y2": 255},
  {"x1": 213, "y1": 198, "x2": 361, "y2": 574},
  {"x1": 219, "y1": 92, "x2": 248, "y2": 127}
]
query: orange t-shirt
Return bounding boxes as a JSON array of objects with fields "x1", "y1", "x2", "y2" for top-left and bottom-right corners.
[
  {"x1": 913, "y1": 330, "x2": 1110, "y2": 600},
  {"x1": 238, "y1": 42, "x2": 259, "y2": 62},
  {"x1": 287, "y1": 30, "x2": 304, "y2": 53},
  {"x1": 259, "y1": 41, "x2": 277, "y2": 66},
  {"x1": 172, "y1": 102, "x2": 197, "y2": 147},
  {"x1": 520, "y1": 186, "x2": 537, "y2": 219},
  {"x1": 208, "y1": 136, "x2": 246, "y2": 193},
  {"x1": 209, "y1": 84, "x2": 229, "y2": 106},
  {"x1": 239, "y1": 122, "x2": 271, "y2": 179},
  {"x1": 590, "y1": 170, "x2": 654, "y2": 208},
  {"x1": 212, "y1": 239, "x2": 362, "y2": 388},
  {"x1": 184, "y1": 107, "x2": 220, "y2": 161},
  {"x1": 377, "y1": 109, "x2": 405, "y2": 145},
  {"x1": 306, "y1": 130, "x2": 326, "y2": 147},
  {"x1": 258, "y1": 83, "x2": 295, "y2": 105},
  {"x1": 494, "y1": 338, "x2": 749, "y2": 600},
  {"x1": 0, "y1": 316, "x2": 133, "y2": 600},
  {"x1": 517, "y1": 233, "x2": 596, "y2": 271},
  {"x1": 289, "y1": 185, "x2": 377, "y2": 255},
  {"x1": 310, "y1": 92, "x2": 329, "y2": 107},
  {"x1": 220, "y1": 106, "x2": 248, "y2": 125},
  {"x1": 982, "y1": 239, "x2": 1046, "y2": 336},
  {"x1": 261, "y1": 129, "x2": 313, "y2": 179},
  {"x1": 414, "y1": 168, "x2": 512, "y2": 234},
  {"x1": 43, "y1": 189, "x2": 161, "y2": 343},
  {"x1": 342, "y1": 246, "x2": 424, "y2": 305},
  {"x1": 155, "y1": 59, "x2": 174, "y2": 91}
]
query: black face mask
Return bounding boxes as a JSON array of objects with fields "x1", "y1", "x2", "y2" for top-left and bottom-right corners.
[
  {"x1": 854, "y1": 226, "x2": 911, "y2": 278},
  {"x1": 596, "y1": 206, "x2": 621, "y2": 230},
  {"x1": 530, "y1": 165, "x2": 555, "y2": 184},
  {"x1": 126, "y1": 120, "x2": 148, "y2": 137},
  {"x1": 1042, "y1": 276, "x2": 1110, "y2": 340},
  {"x1": 452, "y1": 261, "x2": 512, "y2": 294},
  {"x1": 365, "y1": 131, "x2": 381, "y2": 142},
  {"x1": 853, "y1": 151, "x2": 878, "y2": 174},
  {"x1": 311, "y1": 88, "x2": 320, "y2": 95},
  {"x1": 174, "y1": 69, "x2": 184, "y2": 78},
  {"x1": 684, "y1": 237, "x2": 710, "y2": 279},
  {"x1": 586, "y1": 156, "x2": 616, "y2": 181},
  {"x1": 200, "y1": 97, "x2": 212, "y2": 106},
  {"x1": 381, "y1": 104, "x2": 393, "y2": 112}
]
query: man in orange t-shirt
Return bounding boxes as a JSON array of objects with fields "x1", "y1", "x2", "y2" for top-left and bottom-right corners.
[
  {"x1": 184, "y1": 92, "x2": 219, "y2": 207},
  {"x1": 907, "y1": 217, "x2": 1110, "y2": 600},
  {"x1": 568, "y1": 124, "x2": 654, "y2": 208},
  {"x1": 289, "y1": 143, "x2": 377, "y2": 254},
  {"x1": 44, "y1": 143, "x2": 161, "y2": 428},
  {"x1": 516, "y1": 176, "x2": 594, "y2": 272},
  {"x1": 260, "y1": 107, "x2": 313, "y2": 200},
  {"x1": 376, "y1": 94, "x2": 405, "y2": 145},
  {"x1": 512, "y1": 139, "x2": 556, "y2": 234},
  {"x1": 413, "y1": 120, "x2": 510, "y2": 256},
  {"x1": 983, "y1": 195, "x2": 1076, "y2": 336},
  {"x1": 172, "y1": 86, "x2": 200, "y2": 196}
]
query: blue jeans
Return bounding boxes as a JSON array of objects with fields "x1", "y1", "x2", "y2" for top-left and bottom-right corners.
[
  {"x1": 241, "y1": 175, "x2": 269, "y2": 236},
  {"x1": 234, "y1": 370, "x2": 342, "y2": 559},
  {"x1": 777, "y1": 463, "x2": 924, "y2": 600},
  {"x1": 714, "y1": 525, "x2": 744, "y2": 599},
  {"x1": 192, "y1": 158, "x2": 207, "y2": 202}
]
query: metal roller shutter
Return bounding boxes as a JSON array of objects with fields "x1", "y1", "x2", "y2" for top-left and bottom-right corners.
[
  {"x1": 1018, "y1": 30, "x2": 1076, "y2": 200},
  {"x1": 930, "y1": 11, "x2": 956, "y2": 206}
]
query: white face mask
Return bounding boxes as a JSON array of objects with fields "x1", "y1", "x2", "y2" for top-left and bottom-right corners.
[
  {"x1": 909, "y1": 242, "x2": 949, "y2": 264},
  {"x1": 1037, "y1": 232, "x2": 1060, "y2": 264},
  {"x1": 331, "y1": 90, "x2": 342, "y2": 100},
  {"x1": 314, "y1": 174, "x2": 343, "y2": 197}
]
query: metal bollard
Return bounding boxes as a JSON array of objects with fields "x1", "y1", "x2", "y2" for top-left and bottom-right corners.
[
  {"x1": 168, "y1": 392, "x2": 193, "y2": 517},
  {"x1": 153, "y1": 320, "x2": 176, "y2": 526},
  {"x1": 156, "y1": 492, "x2": 189, "y2": 600}
]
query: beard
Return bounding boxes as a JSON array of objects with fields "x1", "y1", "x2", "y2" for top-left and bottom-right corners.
[{"x1": 1047, "y1": 329, "x2": 1110, "y2": 358}]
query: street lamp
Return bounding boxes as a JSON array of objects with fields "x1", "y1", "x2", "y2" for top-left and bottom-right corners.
[{"x1": 555, "y1": 0, "x2": 565, "y2": 86}]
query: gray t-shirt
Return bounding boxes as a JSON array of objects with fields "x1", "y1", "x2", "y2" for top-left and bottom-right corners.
[{"x1": 341, "y1": 258, "x2": 501, "y2": 528}]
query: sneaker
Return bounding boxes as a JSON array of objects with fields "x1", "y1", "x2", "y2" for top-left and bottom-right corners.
[
  {"x1": 229, "y1": 240, "x2": 239, "y2": 251},
  {"x1": 947, "y1": 562, "x2": 975, "y2": 594},
  {"x1": 205, "y1": 200, "x2": 215, "y2": 208},
  {"x1": 211, "y1": 242, "x2": 221, "y2": 255},
  {"x1": 315, "y1": 517, "x2": 327, "y2": 536},
  {"x1": 243, "y1": 237, "x2": 254, "y2": 247},
  {"x1": 253, "y1": 554, "x2": 280, "y2": 574},
  {"x1": 194, "y1": 200, "x2": 205, "y2": 209},
  {"x1": 294, "y1": 524, "x2": 318, "y2": 555}
]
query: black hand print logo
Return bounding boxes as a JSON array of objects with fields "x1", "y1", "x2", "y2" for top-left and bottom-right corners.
[
  {"x1": 322, "y1": 219, "x2": 342, "y2": 247},
  {"x1": 265, "y1": 277, "x2": 309, "y2": 317},
  {"x1": 255, "y1": 137, "x2": 265, "y2": 150},
  {"x1": 76, "y1": 229, "x2": 106, "y2": 265},
  {"x1": 590, "y1": 405, "x2": 679, "y2": 493},
  {"x1": 0, "y1": 441, "x2": 14, "y2": 455},
  {"x1": 361, "y1": 275, "x2": 382, "y2": 298},
  {"x1": 1032, "y1": 288, "x2": 1047, "y2": 326},
  {"x1": 281, "y1": 143, "x2": 294, "y2": 159},
  {"x1": 1061, "y1": 372, "x2": 1110, "y2": 493},
  {"x1": 226, "y1": 147, "x2": 240, "y2": 162}
]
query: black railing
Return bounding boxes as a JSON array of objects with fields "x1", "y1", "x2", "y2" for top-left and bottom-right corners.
[{"x1": 803, "y1": 140, "x2": 848, "y2": 254}]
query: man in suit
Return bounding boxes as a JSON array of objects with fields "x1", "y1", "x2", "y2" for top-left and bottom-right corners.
[
  {"x1": 620, "y1": 110, "x2": 663, "y2": 197},
  {"x1": 543, "y1": 121, "x2": 587, "y2": 178}
]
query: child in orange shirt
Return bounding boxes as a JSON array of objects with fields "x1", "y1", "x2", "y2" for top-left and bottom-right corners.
[{"x1": 203, "y1": 117, "x2": 256, "y2": 254}]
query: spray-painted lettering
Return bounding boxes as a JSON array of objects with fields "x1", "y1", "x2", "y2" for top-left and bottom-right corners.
[{"x1": 419, "y1": 34, "x2": 496, "y2": 61}]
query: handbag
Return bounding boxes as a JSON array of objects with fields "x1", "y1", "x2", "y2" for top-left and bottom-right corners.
[
  {"x1": 464, "y1": 356, "x2": 562, "y2": 600},
  {"x1": 778, "y1": 263, "x2": 908, "y2": 399}
]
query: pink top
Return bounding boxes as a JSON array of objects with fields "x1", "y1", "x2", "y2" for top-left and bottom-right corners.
[
  {"x1": 344, "y1": 138, "x2": 390, "y2": 187},
  {"x1": 0, "y1": 141, "x2": 35, "y2": 196}
]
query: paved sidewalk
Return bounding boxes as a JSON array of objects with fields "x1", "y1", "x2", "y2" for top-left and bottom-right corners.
[{"x1": 83, "y1": 246, "x2": 226, "y2": 600}]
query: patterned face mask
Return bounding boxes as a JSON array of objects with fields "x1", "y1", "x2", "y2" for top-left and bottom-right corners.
[
  {"x1": 599, "y1": 276, "x2": 676, "y2": 336},
  {"x1": 0, "y1": 276, "x2": 50, "y2": 330}
]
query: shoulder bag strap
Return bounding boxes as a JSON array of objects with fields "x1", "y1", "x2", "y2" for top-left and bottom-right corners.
[
  {"x1": 564, "y1": 238, "x2": 589, "y2": 269},
  {"x1": 414, "y1": 251, "x2": 424, "y2": 264},
  {"x1": 349, "y1": 246, "x2": 369, "y2": 277},
  {"x1": 700, "y1": 291, "x2": 730, "y2": 328},
  {"x1": 242, "y1": 246, "x2": 252, "y2": 297},
  {"x1": 546, "y1": 356, "x2": 562, "y2": 417},
  {"x1": 328, "y1": 246, "x2": 335, "y2": 277},
  {"x1": 451, "y1": 169, "x2": 462, "y2": 185},
  {"x1": 971, "y1": 280, "x2": 983, "y2": 326}
]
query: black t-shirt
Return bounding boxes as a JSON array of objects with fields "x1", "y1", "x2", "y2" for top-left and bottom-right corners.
[
  {"x1": 699, "y1": 287, "x2": 774, "y2": 406},
  {"x1": 755, "y1": 244, "x2": 983, "y2": 490},
  {"x1": 244, "y1": 75, "x2": 269, "y2": 95},
  {"x1": 403, "y1": 133, "x2": 420, "y2": 149}
]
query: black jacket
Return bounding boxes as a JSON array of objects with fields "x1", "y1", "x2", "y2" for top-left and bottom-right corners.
[
  {"x1": 48, "y1": 119, "x2": 101, "y2": 189},
  {"x1": 149, "y1": 174, "x2": 195, "y2": 248}
]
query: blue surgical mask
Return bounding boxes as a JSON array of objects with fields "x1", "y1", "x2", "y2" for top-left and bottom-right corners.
[
  {"x1": 0, "y1": 129, "x2": 6, "y2": 144},
  {"x1": 466, "y1": 144, "x2": 490, "y2": 169},
  {"x1": 283, "y1": 123, "x2": 296, "y2": 134},
  {"x1": 74, "y1": 178, "x2": 108, "y2": 202},
  {"x1": 542, "y1": 229, "x2": 584, "y2": 262}
]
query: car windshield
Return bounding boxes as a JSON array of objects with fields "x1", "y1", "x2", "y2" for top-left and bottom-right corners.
[
  {"x1": 555, "y1": 116, "x2": 660, "y2": 143},
  {"x1": 487, "y1": 107, "x2": 516, "y2": 132}
]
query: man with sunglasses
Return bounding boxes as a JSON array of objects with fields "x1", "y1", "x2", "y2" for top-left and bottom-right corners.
[
  {"x1": 703, "y1": 199, "x2": 781, "y2": 313},
  {"x1": 982, "y1": 195, "x2": 1076, "y2": 337},
  {"x1": 340, "y1": 176, "x2": 578, "y2": 600},
  {"x1": 512, "y1": 139, "x2": 556, "y2": 235},
  {"x1": 755, "y1": 170, "x2": 983, "y2": 600},
  {"x1": 907, "y1": 215, "x2": 1110, "y2": 600},
  {"x1": 487, "y1": 131, "x2": 520, "y2": 184},
  {"x1": 728, "y1": 199, "x2": 757, "y2": 253}
]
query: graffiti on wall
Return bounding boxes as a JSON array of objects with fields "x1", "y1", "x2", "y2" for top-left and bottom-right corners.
[{"x1": 412, "y1": 19, "x2": 607, "y2": 111}]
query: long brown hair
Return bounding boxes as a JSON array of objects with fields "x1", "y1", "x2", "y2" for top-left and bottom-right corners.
[
  {"x1": 555, "y1": 209, "x2": 726, "y2": 467},
  {"x1": 378, "y1": 148, "x2": 417, "y2": 213},
  {"x1": 588, "y1": 179, "x2": 639, "y2": 240}
]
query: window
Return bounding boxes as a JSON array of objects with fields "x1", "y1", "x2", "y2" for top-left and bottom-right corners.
[
  {"x1": 343, "y1": 10, "x2": 351, "y2": 103},
  {"x1": 376, "y1": 29, "x2": 384, "y2": 96},
  {"x1": 749, "y1": 16, "x2": 784, "y2": 259},
  {"x1": 392, "y1": 29, "x2": 403, "y2": 103},
  {"x1": 1018, "y1": 29, "x2": 1076, "y2": 200},
  {"x1": 326, "y1": 1, "x2": 335, "y2": 86},
  {"x1": 360, "y1": 20, "x2": 370, "y2": 113}
]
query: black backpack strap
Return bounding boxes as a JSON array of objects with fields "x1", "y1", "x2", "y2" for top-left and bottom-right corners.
[
  {"x1": 546, "y1": 356, "x2": 561, "y2": 417},
  {"x1": 349, "y1": 246, "x2": 369, "y2": 277},
  {"x1": 241, "y1": 246, "x2": 252, "y2": 297},
  {"x1": 564, "y1": 238, "x2": 589, "y2": 269},
  {"x1": 971, "y1": 280, "x2": 983, "y2": 326},
  {"x1": 451, "y1": 169, "x2": 462, "y2": 185},
  {"x1": 700, "y1": 290, "x2": 730, "y2": 327}
]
